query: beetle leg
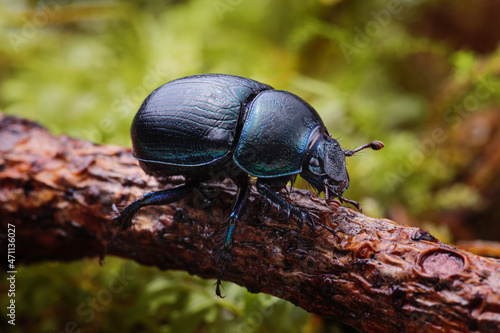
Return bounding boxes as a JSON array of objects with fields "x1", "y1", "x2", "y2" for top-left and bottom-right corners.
[
  {"x1": 100, "y1": 181, "x2": 201, "y2": 264},
  {"x1": 216, "y1": 177, "x2": 250, "y2": 297},
  {"x1": 256, "y1": 180, "x2": 316, "y2": 232},
  {"x1": 339, "y1": 196, "x2": 362, "y2": 212}
]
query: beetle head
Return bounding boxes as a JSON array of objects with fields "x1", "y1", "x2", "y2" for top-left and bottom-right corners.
[
  {"x1": 301, "y1": 131, "x2": 384, "y2": 210},
  {"x1": 302, "y1": 133, "x2": 349, "y2": 196}
]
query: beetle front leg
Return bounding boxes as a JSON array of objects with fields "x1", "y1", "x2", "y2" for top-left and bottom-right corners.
[
  {"x1": 256, "y1": 179, "x2": 316, "y2": 232},
  {"x1": 101, "y1": 181, "x2": 201, "y2": 263},
  {"x1": 216, "y1": 177, "x2": 250, "y2": 297},
  {"x1": 339, "y1": 196, "x2": 362, "y2": 212}
]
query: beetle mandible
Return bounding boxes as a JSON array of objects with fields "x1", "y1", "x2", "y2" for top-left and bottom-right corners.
[{"x1": 104, "y1": 74, "x2": 384, "y2": 296}]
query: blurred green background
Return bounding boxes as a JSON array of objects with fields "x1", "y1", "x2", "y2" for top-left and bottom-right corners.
[{"x1": 1, "y1": 0, "x2": 500, "y2": 332}]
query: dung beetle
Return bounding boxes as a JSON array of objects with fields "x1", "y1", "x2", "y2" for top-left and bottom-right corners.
[{"x1": 104, "y1": 74, "x2": 383, "y2": 296}]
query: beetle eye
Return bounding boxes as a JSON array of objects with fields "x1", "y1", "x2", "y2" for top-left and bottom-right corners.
[
  {"x1": 309, "y1": 157, "x2": 324, "y2": 176},
  {"x1": 309, "y1": 157, "x2": 320, "y2": 168}
]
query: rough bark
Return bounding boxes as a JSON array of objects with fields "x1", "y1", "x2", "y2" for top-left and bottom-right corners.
[{"x1": 1, "y1": 114, "x2": 499, "y2": 333}]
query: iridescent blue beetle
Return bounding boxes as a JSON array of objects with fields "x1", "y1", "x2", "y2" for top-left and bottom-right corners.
[{"x1": 106, "y1": 74, "x2": 383, "y2": 296}]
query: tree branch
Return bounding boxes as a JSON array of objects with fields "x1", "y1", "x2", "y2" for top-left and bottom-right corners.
[{"x1": 1, "y1": 114, "x2": 499, "y2": 333}]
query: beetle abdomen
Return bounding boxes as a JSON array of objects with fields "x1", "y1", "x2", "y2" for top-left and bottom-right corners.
[{"x1": 131, "y1": 74, "x2": 272, "y2": 166}]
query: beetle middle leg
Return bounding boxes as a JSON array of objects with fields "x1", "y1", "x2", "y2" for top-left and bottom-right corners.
[
  {"x1": 101, "y1": 179, "x2": 202, "y2": 263},
  {"x1": 215, "y1": 176, "x2": 250, "y2": 297},
  {"x1": 256, "y1": 179, "x2": 317, "y2": 232}
]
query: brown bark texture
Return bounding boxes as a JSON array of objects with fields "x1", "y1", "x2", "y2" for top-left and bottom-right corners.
[{"x1": 1, "y1": 114, "x2": 500, "y2": 333}]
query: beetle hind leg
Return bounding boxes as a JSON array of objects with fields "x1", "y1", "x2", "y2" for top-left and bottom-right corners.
[
  {"x1": 101, "y1": 180, "x2": 201, "y2": 263},
  {"x1": 216, "y1": 177, "x2": 250, "y2": 297}
]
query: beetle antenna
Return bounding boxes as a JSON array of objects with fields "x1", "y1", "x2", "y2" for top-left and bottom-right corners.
[{"x1": 344, "y1": 141, "x2": 384, "y2": 156}]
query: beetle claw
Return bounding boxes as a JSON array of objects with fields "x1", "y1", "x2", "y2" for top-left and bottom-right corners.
[
  {"x1": 215, "y1": 260, "x2": 228, "y2": 298},
  {"x1": 290, "y1": 207, "x2": 318, "y2": 232},
  {"x1": 296, "y1": 218, "x2": 304, "y2": 230},
  {"x1": 215, "y1": 280, "x2": 225, "y2": 298},
  {"x1": 111, "y1": 203, "x2": 120, "y2": 215},
  {"x1": 307, "y1": 211, "x2": 319, "y2": 232}
]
